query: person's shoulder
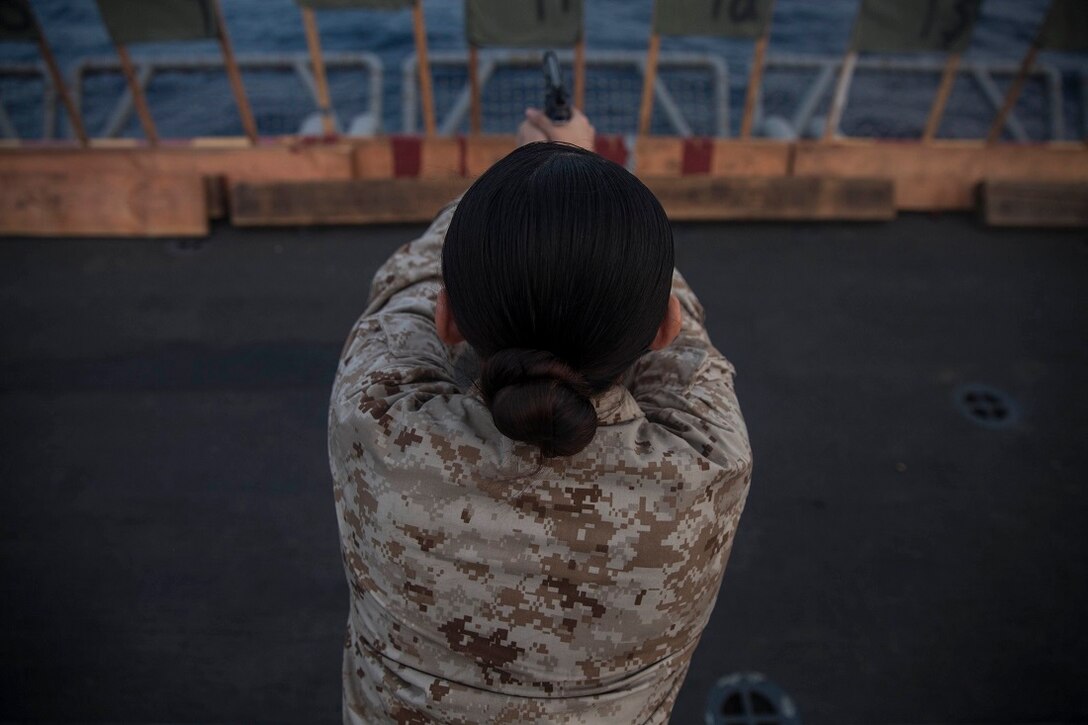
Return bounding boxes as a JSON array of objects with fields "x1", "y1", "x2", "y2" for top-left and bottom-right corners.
[
  {"x1": 620, "y1": 397, "x2": 752, "y2": 484},
  {"x1": 331, "y1": 331, "x2": 497, "y2": 443}
]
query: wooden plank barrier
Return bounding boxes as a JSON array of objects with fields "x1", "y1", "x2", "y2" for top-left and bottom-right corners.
[
  {"x1": 979, "y1": 180, "x2": 1088, "y2": 227},
  {"x1": 0, "y1": 142, "x2": 354, "y2": 233},
  {"x1": 635, "y1": 138, "x2": 791, "y2": 176},
  {"x1": 352, "y1": 135, "x2": 519, "y2": 179},
  {"x1": 3, "y1": 136, "x2": 1088, "y2": 234},
  {"x1": 231, "y1": 177, "x2": 472, "y2": 226},
  {"x1": 231, "y1": 174, "x2": 892, "y2": 225},
  {"x1": 0, "y1": 171, "x2": 207, "y2": 236},
  {"x1": 644, "y1": 175, "x2": 894, "y2": 221},
  {"x1": 0, "y1": 142, "x2": 354, "y2": 182},
  {"x1": 794, "y1": 140, "x2": 1088, "y2": 211}
]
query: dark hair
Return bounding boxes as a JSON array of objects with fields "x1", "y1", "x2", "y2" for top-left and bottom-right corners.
[{"x1": 442, "y1": 142, "x2": 674, "y2": 457}]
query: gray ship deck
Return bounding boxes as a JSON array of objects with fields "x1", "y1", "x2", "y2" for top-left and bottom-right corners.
[{"x1": 1, "y1": 213, "x2": 1085, "y2": 723}]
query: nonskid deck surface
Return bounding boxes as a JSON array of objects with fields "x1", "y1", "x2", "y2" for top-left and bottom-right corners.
[{"x1": 1, "y1": 215, "x2": 1085, "y2": 723}]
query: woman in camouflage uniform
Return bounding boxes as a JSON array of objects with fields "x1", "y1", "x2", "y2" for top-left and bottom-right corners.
[{"x1": 328, "y1": 109, "x2": 752, "y2": 723}]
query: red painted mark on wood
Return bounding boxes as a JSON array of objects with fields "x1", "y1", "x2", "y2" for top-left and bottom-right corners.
[
  {"x1": 681, "y1": 138, "x2": 714, "y2": 175},
  {"x1": 458, "y1": 136, "x2": 468, "y2": 177},
  {"x1": 594, "y1": 135, "x2": 628, "y2": 167},
  {"x1": 391, "y1": 136, "x2": 422, "y2": 178}
]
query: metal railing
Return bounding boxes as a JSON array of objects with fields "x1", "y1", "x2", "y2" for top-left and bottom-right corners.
[
  {"x1": 0, "y1": 52, "x2": 1079, "y2": 142},
  {"x1": 0, "y1": 62, "x2": 57, "y2": 139},
  {"x1": 402, "y1": 49, "x2": 729, "y2": 137},
  {"x1": 756, "y1": 54, "x2": 1065, "y2": 141},
  {"x1": 401, "y1": 51, "x2": 1072, "y2": 141},
  {"x1": 69, "y1": 52, "x2": 382, "y2": 139}
]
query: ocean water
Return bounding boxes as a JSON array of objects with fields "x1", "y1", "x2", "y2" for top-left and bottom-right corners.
[{"x1": 0, "y1": 0, "x2": 1084, "y2": 140}]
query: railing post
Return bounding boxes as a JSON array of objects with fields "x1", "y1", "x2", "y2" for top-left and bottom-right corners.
[
  {"x1": 411, "y1": 0, "x2": 436, "y2": 136},
  {"x1": 469, "y1": 44, "x2": 481, "y2": 135},
  {"x1": 638, "y1": 33, "x2": 661, "y2": 136},
  {"x1": 27, "y1": 9, "x2": 88, "y2": 145},
  {"x1": 740, "y1": 30, "x2": 770, "y2": 139},
  {"x1": 211, "y1": 0, "x2": 258, "y2": 144},
  {"x1": 114, "y1": 44, "x2": 158, "y2": 145},
  {"x1": 823, "y1": 51, "x2": 857, "y2": 142},
  {"x1": 987, "y1": 44, "x2": 1039, "y2": 145},
  {"x1": 573, "y1": 37, "x2": 586, "y2": 111},
  {"x1": 301, "y1": 6, "x2": 335, "y2": 135},
  {"x1": 923, "y1": 53, "x2": 960, "y2": 142}
]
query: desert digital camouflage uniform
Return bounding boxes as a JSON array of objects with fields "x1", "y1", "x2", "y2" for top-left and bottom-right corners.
[{"x1": 328, "y1": 198, "x2": 752, "y2": 724}]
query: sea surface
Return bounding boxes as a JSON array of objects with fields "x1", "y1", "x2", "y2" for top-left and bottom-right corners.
[{"x1": 0, "y1": 0, "x2": 1084, "y2": 140}]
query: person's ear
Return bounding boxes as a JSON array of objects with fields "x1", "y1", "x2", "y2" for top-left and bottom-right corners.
[
  {"x1": 435, "y1": 288, "x2": 465, "y2": 345},
  {"x1": 650, "y1": 294, "x2": 682, "y2": 351}
]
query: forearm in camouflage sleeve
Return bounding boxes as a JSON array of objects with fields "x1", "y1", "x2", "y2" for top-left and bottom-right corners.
[
  {"x1": 622, "y1": 269, "x2": 748, "y2": 472},
  {"x1": 363, "y1": 198, "x2": 461, "y2": 318}
]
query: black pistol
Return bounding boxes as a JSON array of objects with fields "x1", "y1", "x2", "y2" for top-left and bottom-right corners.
[{"x1": 542, "y1": 51, "x2": 572, "y2": 123}]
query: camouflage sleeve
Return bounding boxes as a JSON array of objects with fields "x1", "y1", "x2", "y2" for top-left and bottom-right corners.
[
  {"x1": 332, "y1": 200, "x2": 464, "y2": 410},
  {"x1": 622, "y1": 269, "x2": 750, "y2": 474},
  {"x1": 363, "y1": 197, "x2": 461, "y2": 319}
]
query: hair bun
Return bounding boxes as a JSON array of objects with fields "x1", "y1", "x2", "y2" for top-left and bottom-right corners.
[{"x1": 480, "y1": 348, "x2": 598, "y2": 457}]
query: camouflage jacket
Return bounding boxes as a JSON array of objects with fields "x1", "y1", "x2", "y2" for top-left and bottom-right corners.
[{"x1": 328, "y1": 199, "x2": 752, "y2": 724}]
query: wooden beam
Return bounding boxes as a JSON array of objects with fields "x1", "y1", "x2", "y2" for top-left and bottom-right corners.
[
  {"x1": 0, "y1": 170, "x2": 207, "y2": 236},
  {"x1": 469, "y1": 45, "x2": 481, "y2": 135},
  {"x1": 419, "y1": 136, "x2": 463, "y2": 177},
  {"x1": 633, "y1": 137, "x2": 684, "y2": 175},
  {"x1": 634, "y1": 137, "x2": 791, "y2": 176},
  {"x1": 642, "y1": 175, "x2": 894, "y2": 221},
  {"x1": 114, "y1": 44, "x2": 158, "y2": 146},
  {"x1": 6, "y1": 139, "x2": 1084, "y2": 224},
  {"x1": 301, "y1": 7, "x2": 335, "y2": 136},
  {"x1": 823, "y1": 51, "x2": 857, "y2": 142},
  {"x1": 204, "y1": 175, "x2": 227, "y2": 219},
  {"x1": 231, "y1": 175, "x2": 892, "y2": 226},
  {"x1": 740, "y1": 31, "x2": 770, "y2": 140},
  {"x1": 212, "y1": 0, "x2": 258, "y2": 145},
  {"x1": 29, "y1": 11, "x2": 88, "y2": 146},
  {"x1": 573, "y1": 37, "x2": 586, "y2": 111},
  {"x1": 638, "y1": 33, "x2": 661, "y2": 136},
  {"x1": 411, "y1": 0, "x2": 437, "y2": 136},
  {"x1": 796, "y1": 140, "x2": 979, "y2": 210},
  {"x1": 709, "y1": 139, "x2": 792, "y2": 175},
  {"x1": 0, "y1": 143, "x2": 354, "y2": 183},
  {"x1": 230, "y1": 177, "x2": 471, "y2": 225},
  {"x1": 463, "y1": 135, "x2": 515, "y2": 176},
  {"x1": 980, "y1": 180, "x2": 1088, "y2": 227},
  {"x1": 352, "y1": 138, "x2": 395, "y2": 178},
  {"x1": 987, "y1": 44, "x2": 1039, "y2": 145},
  {"x1": 923, "y1": 53, "x2": 960, "y2": 143},
  {"x1": 794, "y1": 139, "x2": 1088, "y2": 210}
]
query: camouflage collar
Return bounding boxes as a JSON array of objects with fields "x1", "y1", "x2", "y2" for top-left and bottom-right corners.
[{"x1": 592, "y1": 384, "x2": 644, "y2": 426}]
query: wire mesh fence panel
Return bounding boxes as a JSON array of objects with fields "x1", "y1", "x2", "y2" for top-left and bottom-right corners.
[
  {"x1": 78, "y1": 71, "x2": 128, "y2": 138},
  {"x1": 655, "y1": 64, "x2": 720, "y2": 135},
  {"x1": 425, "y1": 61, "x2": 469, "y2": 133},
  {"x1": 757, "y1": 57, "x2": 1065, "y2": 141},
  {"x1": 71, "y1": 55, "x2": 378, "y2": 138},
  {"x1": 580, "y1": 65, "x2": 645, "y2": 134},
  {"x1": 240, "y1": 69, "x2": 314, "y2": 137},
  {"x1": 325, "y1": 65, "x2": 376, "y2": 131},
  {"x1": 934, "y1": 73, "x2": 997, "y2": 139},
  {"x1": 414, "y1": 54, "x2": 723, "y2": 136},
  {"x1": 840, "y1": 69, "x2": 942, "y2": 139},
  {"x1": 992, "y1": 73, "x2": 1051, "y2": 141},
  {"x1": 1073, "y1": 73, "x2": 1087, "y2": 140},
  {"x1": 479, "y1": 63, "x2": 547, "y2": 134},
  {"x1": 0, "y1": 71, "x2": 45, "y2": 139},
  {"x1": 422, "y1": 61, "x2": 547, "y2": 135},
  {"x1": 150, "y1": 71, "x2": 245, "y2": 138},
  {"x1": 748, "y1": 65, "x2": 816, "y2": 134},
  {"x1": 88, "y1": 69, "x2": 269, "y2": 138}
]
